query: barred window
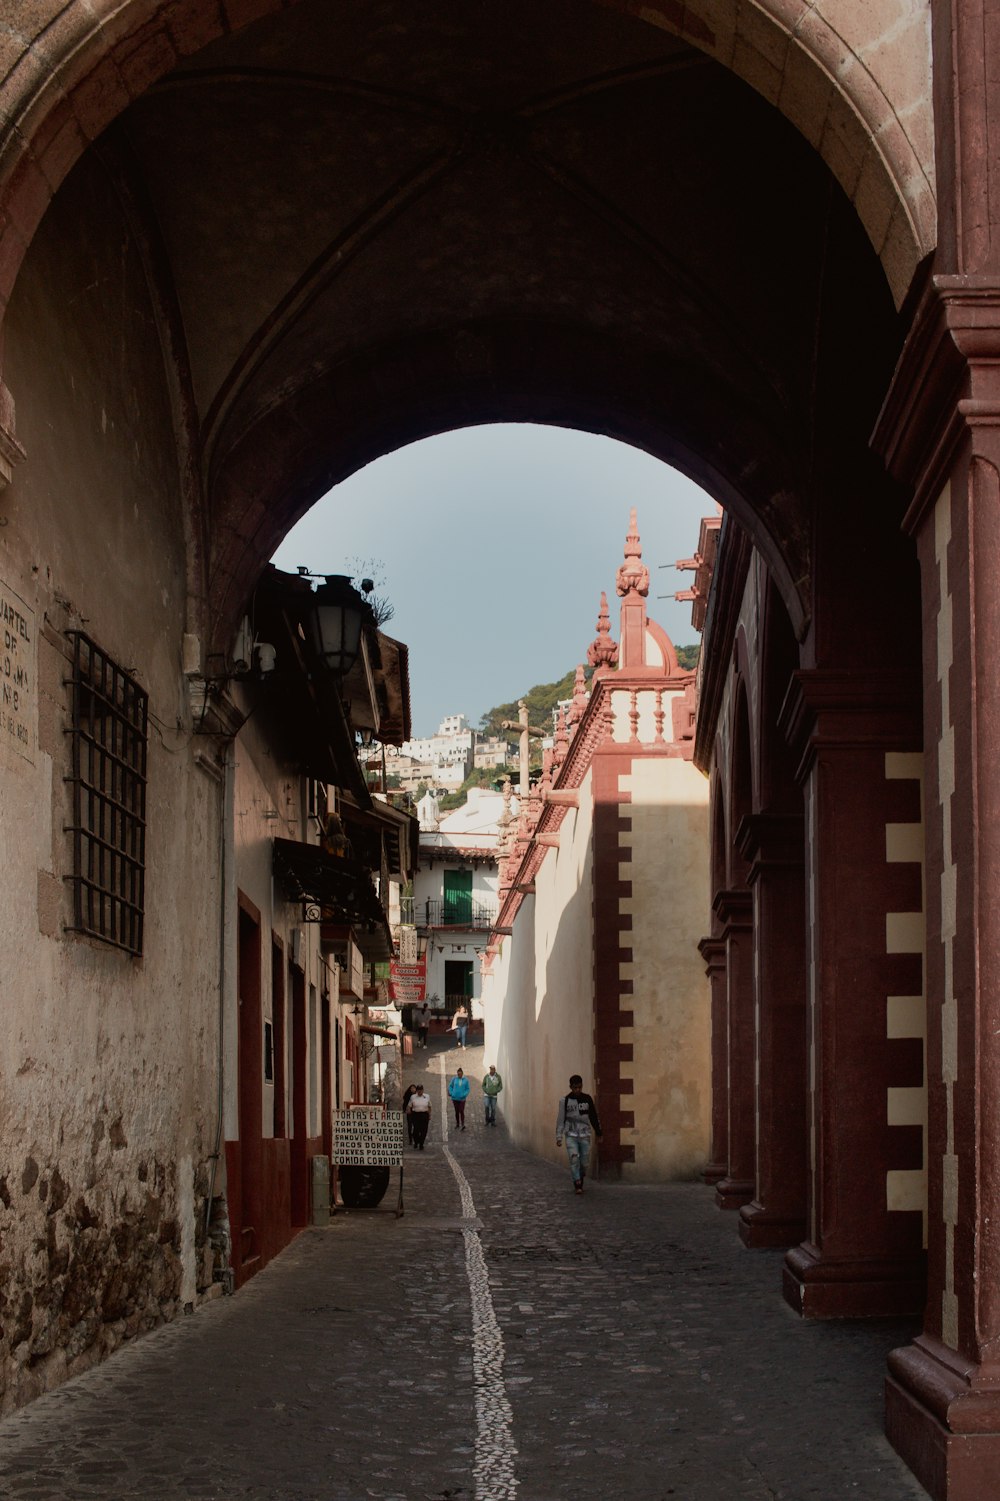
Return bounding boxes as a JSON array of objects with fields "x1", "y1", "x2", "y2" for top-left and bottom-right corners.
[{"x1": 65, "y1": 632, "x2": 148, "y2": 956}]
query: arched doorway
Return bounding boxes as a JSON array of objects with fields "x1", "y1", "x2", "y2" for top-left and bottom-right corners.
[{"x1": 1, "y1": 4, "x2": 980, "y2": 1496}]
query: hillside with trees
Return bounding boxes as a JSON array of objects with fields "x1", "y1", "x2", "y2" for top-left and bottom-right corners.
[
  {"x1": 479, "y1": 669, "x2": 587, "y2": 739},
  {"x1": 479, "y1": 644, "x2": 700, "y2": 739}
]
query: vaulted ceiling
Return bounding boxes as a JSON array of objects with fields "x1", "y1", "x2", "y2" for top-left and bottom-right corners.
[{"x1": 88, "y1": 0, "x2": 901, "y2": 640}]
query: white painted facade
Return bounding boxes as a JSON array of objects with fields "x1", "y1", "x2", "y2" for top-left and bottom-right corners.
[
  {"x1": 412, "y1": 788, "x2": 505, "y2": 1014},
  {"x1": 485, "y1": 774, "x2": 597, "y2": 1161}
]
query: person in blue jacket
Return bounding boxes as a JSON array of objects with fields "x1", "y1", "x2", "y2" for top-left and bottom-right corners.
[{"x1": 448, "y1": 1067, "x2": 471, "y2": 1130}]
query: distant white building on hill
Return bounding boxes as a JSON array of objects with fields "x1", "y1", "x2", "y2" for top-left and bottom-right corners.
[{"x1": 401, "y1": 713, "x2": 474, "y2": 769}]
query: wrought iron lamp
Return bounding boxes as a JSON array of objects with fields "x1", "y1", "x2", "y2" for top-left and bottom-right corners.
[{"x1": 304, "y1": 574, "x2": 366, "y2": 677}]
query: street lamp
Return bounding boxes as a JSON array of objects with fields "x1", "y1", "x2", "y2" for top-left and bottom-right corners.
[{"x1": 304, "y1": 574, "x2": 367, "y2": 677}]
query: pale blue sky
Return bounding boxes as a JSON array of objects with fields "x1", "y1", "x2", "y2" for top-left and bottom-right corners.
[{"x1": 272, "y1": 424, "x2": 714, "y2": 736}]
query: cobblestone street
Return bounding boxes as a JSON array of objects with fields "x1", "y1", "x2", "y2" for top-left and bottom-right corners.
[{"x1": 0, "y1": 1043, "x2": 928, "y2": 1501}]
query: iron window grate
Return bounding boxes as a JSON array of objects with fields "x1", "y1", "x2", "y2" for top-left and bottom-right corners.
[{"x1": 65, "y1": 632, "x2": 148, "y2": 956}]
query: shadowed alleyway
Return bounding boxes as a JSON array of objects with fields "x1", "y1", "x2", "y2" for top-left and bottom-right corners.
[{"x1": 0, "y1": 1043, "x2": 927, "y2": 1501}]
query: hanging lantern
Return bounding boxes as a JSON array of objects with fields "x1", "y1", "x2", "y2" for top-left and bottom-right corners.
[{"x1": 304, "y1": 574, "x2": 366, "y2": 677}]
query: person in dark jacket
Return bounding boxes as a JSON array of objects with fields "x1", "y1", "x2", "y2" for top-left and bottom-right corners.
[
  {"x1": 407, "y1": 1084, "x2": 432, "y2": 1149},
  {"x1": 555, "y1": 1075, "x2": 603, "y2": 1195},
  {"x1": 402, "y1": 1083, "x2": 418, "y2": 1143}
]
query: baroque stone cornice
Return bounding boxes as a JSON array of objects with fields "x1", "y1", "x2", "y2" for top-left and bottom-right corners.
[
  {"x1": 712, "y1": 886, "x2": 752, "y2": 929},
  {"x1": 873, "y1": 275, "x2": 1000, "y2": 535},
  {"x1": 779, "y1": 667, "x2": 922, "y2": 784},
  {"x1": 489, "y1": 660, "x2": 699, "y2": 945},
  {"x1": 697, "y1": 934, "x2": 726, "y2": 968},
  {"x1": 735, "y1": 812, "x2": 805, "y2": 876},
  {"x1": 693, "y1": 515, "x2": 753, "y2": 775}
]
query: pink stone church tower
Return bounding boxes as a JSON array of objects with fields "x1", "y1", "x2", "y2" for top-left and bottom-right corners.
[{"x1": 482, "y1": 510, "x2": 710, "y2": 1181}]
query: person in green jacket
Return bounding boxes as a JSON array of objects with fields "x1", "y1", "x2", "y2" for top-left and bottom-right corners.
[{"x1": 482, "y1": 1064, "x2": 503, "y2": 1126}]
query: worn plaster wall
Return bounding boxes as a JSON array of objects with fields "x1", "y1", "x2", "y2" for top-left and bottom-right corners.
[
  {"x1": 231, "y1": 713, "x2": 341, "y2": 1142},
  {"x1": 485, "y1": 773, "x2": 596, "y2": 1166},
  {"x1": 619, "y1": 757, "x2": 711, "y2": 1180},
  {"x1": 0, "y1": 149, "x2": 221, "y2": 1412}
]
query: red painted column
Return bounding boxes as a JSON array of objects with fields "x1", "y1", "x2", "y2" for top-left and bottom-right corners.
[
  {"x1": 875, "y1": 291, "x2": 1000, "y2": 1497},
  {"x1": 781, "y1": 672, "x2": 925, "y2": 1317},
  {"x1": 698, "y1": 935, "x2": 727, "y2": 1184},
  {"x1": 737, "y1": 814, "x2": 808, "y2": 1249},
  {"x1": 713, "y1": 888, "x2": 754, "y2": 1211}
]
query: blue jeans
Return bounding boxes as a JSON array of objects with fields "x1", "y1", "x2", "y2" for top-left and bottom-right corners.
[
  {"x1": 565, "y1": 1134, "x2": 591, "y2": 1182},
  {"x1": 455, "y1": 1024, "x2": 468, "y2": 1047},
  {"x1": 484, "y1": 1094, "x2": 497, "y2": 1123}
]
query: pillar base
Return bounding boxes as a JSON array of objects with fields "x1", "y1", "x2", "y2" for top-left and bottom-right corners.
[
  {"x1": 738, "y1": 1200, "x2": 807, "y2": 1249},
  {"x1": 702, "y1": 1160, "x2": 726, "y2": 1185},
  {"x1": 715, "y1": 1176, "x2": 754, "y2": 1211},
  {"x1": 783, "y1": 1241, "x2": 926, "y2": 1319},
  {"x1": 886, "y1": 1335, "x2": 1000, "y2": 1501}
]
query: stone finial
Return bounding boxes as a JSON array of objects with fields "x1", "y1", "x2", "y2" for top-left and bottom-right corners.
[
  {"x1": 587, "y1": 591, "x2": 619, "y2": 669},
  {"x1": 568, "y1": 664, "x2": 588, "y2": 728},
  {"x1": 497, "y1": 777, "x2": 513, "y2": 828},
  {"x1": 553, "y1": 707, "x2": 569, "y2": 766},
  {"x1": 616, "y1": 507, "x2": 650, "y2": 598}
]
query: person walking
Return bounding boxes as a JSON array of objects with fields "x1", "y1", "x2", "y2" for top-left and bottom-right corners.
[
  {"x1": 414, "y1": 1002, "x2": 430, "y2": 1049},
  {"x1": 451, "y1": 1002, "x2": 469, "y2": 1048},
  {"x1": 448, "y1": 1067, "x2": 471, "y2": 1130},
  {"x1": 555, "y1": 1074, "x2": 602, "y2": 1194},
  {"x1": 402, "y1": 1082, "x2": 418, "y2": 1144},
  {"x1": 482, "y1": 1064, "x2": 503, "y2": 1126},
  {"x1": 407, "y1": 1083, "x2": 432, "y2": 1149}
]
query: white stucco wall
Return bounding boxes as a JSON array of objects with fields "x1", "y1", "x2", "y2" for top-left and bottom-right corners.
[
  {"x1": 619, "y1": 757, "x2": 711, "y2": 1180},
  {"x1": 484, "y1": 771, "x2": 596, "y2": 1166}
]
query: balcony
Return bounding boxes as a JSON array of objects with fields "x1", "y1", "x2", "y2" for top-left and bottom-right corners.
[{"x1": 402, "y1": 897, "x2": 498, "y2": 931}]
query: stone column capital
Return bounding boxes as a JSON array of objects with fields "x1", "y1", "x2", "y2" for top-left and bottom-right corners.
[
  {"x1": 777, "y1": 668, "x2": 921, "y2": 784},
  {"x1": 712, "y1": 887, "x2": 752, "y2": 931},
  {"x1": 873, "y1": 275, "x2": 1000, "y2": 536},
  {"x1": 697, "y1": 933, "x2": 726, "y2": 970},
  {"x1": 734, "y1": 812, "x2": 804, "y2": 878}
]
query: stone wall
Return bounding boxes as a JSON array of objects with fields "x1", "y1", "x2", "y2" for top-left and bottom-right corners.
[{"x1": 0, "y1": 143, "x2": 222, "y2": 1413}]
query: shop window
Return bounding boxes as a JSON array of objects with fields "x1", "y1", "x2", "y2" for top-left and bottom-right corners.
[{"x1": 65, "y1": 632, "x2": 148, "y2": 956}]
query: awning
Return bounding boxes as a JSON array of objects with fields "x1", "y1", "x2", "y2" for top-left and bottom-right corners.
[
  {"x1": 359, "y1": 1024, "x2": 398, "y2": 1041},
  {"x1": 272, "y1": 838, "x2": 391, "y2": 954}
]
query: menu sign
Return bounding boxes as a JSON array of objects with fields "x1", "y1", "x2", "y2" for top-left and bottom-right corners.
[
  {"x1": 389, "y1": 959, "x2": 426, "y2": 1004},
  {"x1": 332, "y1": 1107, "x2": 405, "y2": 1166}
]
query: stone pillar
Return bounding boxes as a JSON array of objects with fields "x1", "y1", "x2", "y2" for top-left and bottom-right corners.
[
  {"x1": 713, "y1": 888, "x2": 754, "y2": 1210},
  {"x1": 781, "y1": 671, "x2": 925, "y2": 1317},
  {"x1": 736, "y1": 814, "x2": 808, "y2": 1249},
  {"x1": 698, "y1": 934, "x2": 727, "y2": 1184},
  {"x1": 874, "y1": 284, "x2": 1000, "y2": 1498}
]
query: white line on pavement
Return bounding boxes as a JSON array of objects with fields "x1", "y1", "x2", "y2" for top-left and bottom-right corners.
[{"x1": 440, "y1": 1069, "x2": 519, "y2": 1501}]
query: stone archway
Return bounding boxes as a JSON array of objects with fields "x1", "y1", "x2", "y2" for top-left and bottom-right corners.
[
  {"x1": 0, "y1": 2, "x2": 943, "y2": 1485},
  {"x1": 0, "y1": 0, "x2": 933, "y2": 318},
  {"x1": 0, "y1": 3, "x2": 934, "y2": 660}
]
